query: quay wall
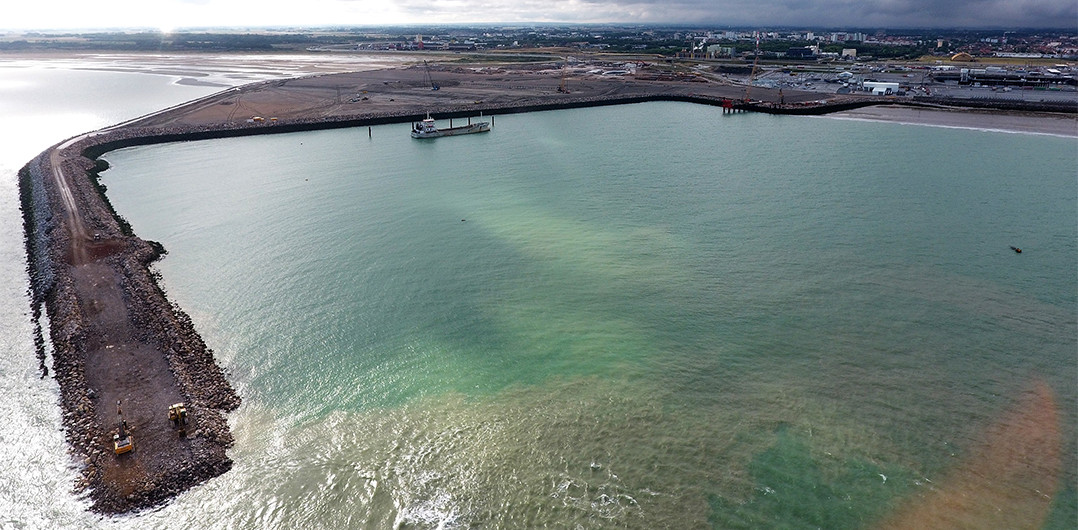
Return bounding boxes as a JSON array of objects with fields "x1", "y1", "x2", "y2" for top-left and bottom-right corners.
[{"x1": 82, "y1": 93, "x2": 1076, "y2": 159}]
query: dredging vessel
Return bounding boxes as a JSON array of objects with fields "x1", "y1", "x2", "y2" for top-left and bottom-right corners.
[{"x1": 411, "y1": 114, "x2": 490, "y2": 138}]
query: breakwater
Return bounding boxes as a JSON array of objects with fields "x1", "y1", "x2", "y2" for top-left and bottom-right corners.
[{"x1": 19, "y1": 132, "x2": 240, "y2": 513}]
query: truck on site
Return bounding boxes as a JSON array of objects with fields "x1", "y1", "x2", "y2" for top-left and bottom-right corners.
[{"x1": 168, "y1": 403, "x2": 188, "y2": 428}]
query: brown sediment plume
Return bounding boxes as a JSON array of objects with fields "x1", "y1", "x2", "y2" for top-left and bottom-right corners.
[{"x1": 876, "y1": 381, "x2": 1063, "y2": 529}]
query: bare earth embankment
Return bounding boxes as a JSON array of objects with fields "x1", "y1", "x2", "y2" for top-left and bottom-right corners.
[{"x1": 19, "y1": 61, "x2": 1076, "y2": 514}]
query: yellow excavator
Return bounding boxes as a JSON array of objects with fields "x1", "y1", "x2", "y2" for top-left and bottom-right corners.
[
  {"x1": 113, "y1": 399, "x2": 133, "y2": 455},
  {"x1": 168, "y1": 403, "x2": 188, "y2": 431},
  {"x1": 113, "y1": 420, "x2": 133, "y2": 455},
  {"x1": 557, "y1": 57, "x2": 570, "y2": 93}
]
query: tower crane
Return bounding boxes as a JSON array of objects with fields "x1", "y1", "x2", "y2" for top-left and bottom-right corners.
[{"x1": 745, "y1": 33, "x2": 760, "y2": 102}]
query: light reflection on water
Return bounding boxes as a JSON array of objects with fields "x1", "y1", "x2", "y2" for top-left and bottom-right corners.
[{"x1": 0, "y1": 61, "x2": 228, "y2": 529}]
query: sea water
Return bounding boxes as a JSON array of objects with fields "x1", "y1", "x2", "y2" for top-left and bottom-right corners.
[
  {"x1": 85, "y1": 102, "x2": 1076, "y2": 528},
  {"x1": 0, "y1": 62, "x2": 226, "y2": 528},
  {"x1": 0, "y1": 57, "x2": 398, "y2": 528}
]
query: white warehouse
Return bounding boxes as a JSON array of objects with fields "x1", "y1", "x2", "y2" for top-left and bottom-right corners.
[{"x1": 862, "y1": 81, "x2": 900, "y2": 95}]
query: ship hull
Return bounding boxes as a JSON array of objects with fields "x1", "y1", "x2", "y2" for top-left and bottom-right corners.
[{"x1": 411, "y1": 122, "x2": 490, "y2": 139}]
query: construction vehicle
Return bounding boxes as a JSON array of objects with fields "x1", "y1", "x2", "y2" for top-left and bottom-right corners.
[
  {"x1": 745, "y1": 33, "x2": 761, "y2": 102},
  {"x1": 424, "y1": 61, "x2": 440, "y2": 91},
  {"x1": 113, "y1": 400, "x2": 133, "y2": 454},
  {"x1": 113, "y1": 420, "x2": 133, "y2": 455},
  {"x1": 168, "y1": 402, "x2": 188, "y2": 427},
  {"x1": 557, "y1": 58, "x2": 571, "y2": 93}
]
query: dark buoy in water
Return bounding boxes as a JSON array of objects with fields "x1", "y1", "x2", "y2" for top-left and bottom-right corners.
[{"x1": 1010, "y1": 246, "x2": 1022, "y2": 254}]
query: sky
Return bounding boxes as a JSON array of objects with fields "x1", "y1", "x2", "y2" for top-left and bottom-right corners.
[{"x1": 2, "y1": 0, "x2": 1076, "y2": 31}]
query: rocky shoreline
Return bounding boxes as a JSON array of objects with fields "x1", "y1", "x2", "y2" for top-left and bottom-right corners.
[
  {"x1": 18, "y1": 66, "x2": 1075, "y2": 515},
  {"x1": 20, "y1": 134, "x2": 239, "y2": 514}
]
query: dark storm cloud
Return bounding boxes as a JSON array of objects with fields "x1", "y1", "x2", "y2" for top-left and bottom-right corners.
[
  {"x1": 388, "y1": 0, "x2": 1077, "y2": 28},
  {"x1": 743, "y1": 0, "x2": 1078, "y2": 28}
]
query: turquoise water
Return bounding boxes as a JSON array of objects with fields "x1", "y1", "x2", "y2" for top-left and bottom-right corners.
[{"x1": 90, "y1": 103, "x2": 1077, "y2": 527}]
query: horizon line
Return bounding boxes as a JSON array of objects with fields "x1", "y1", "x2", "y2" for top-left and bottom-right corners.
[{"x1": 3, "y1": 23, "x2": 1077, "y2": 34}]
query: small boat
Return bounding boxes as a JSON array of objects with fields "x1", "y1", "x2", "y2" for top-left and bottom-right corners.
[
  {"x1": 1010, "y1": 246, "x2": 1022, "y2": 254},
  {"x1": 411, "y1": 114, "x2": 490, "y2": 139}
]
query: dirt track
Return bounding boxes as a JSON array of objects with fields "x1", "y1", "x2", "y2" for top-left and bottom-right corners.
[
  {"x1": 130, "y1": 62, "x2": 827, "y2": 128},
  {"x1": 24, "y1": 134, "x2": 239, "y2": 514}
]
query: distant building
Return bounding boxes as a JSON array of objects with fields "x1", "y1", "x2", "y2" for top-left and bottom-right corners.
[
  {"x1": 842, "y1": 48, "x2": 857, "y2": 59},
  {"x1": 786, "y1": 46, "x2": 816, "y2": 59},
  {"x1": 862, "y1": 81, "x2": 900, "y2": 95},
  {"x1": 995, "y1": 52, "x2": 1044, "y2": 58},
  {"x1": 707, "y1": 45, "x2": 735, "y2": 58},
  {"x1": 830, "y1": 32, "x2": 865, "y2": 43}
]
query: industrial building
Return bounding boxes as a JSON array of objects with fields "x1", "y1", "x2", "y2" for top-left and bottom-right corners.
[{"x1": 862, "y1": 81, "x2": 901, "y2": 95}]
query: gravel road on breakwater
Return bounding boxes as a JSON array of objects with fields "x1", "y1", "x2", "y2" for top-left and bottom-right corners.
[{"x1": 20, "y1": 137, "x2": 239, "y2": 514}]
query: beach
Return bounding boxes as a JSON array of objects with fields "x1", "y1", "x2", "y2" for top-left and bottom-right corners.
[{"x1": 829, "y1": 105, "x2": 1078, "y2": 137}]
